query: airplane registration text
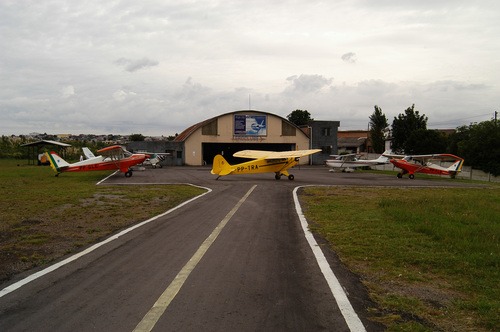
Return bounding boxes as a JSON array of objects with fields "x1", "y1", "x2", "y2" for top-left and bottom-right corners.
[{"x1": 236, "y1": 165, "x2": 259, "y2": 172}]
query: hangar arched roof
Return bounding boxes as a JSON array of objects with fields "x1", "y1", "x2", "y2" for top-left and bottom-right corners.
[{"x1": 174, "y1": 110, "x2": 308, "y2": 142}]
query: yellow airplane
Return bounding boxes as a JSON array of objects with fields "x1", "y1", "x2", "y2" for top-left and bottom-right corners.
[{"x1": 211, "y1": 149, "x2": 321, "y2": 180}]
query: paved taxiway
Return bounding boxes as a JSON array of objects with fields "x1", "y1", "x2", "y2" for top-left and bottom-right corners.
[{"x1": 0, "y1": 166, "x2": 478, "y2": 331}]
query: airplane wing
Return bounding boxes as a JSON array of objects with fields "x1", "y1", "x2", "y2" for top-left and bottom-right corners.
[
  {"x1": 328, "y1": 154, "x2": 358, "y2": 162},
  {"x1": 233, "y1": 149, "x2": 321, "y2": 160},
  {"x1": 329, "y1": 153, "x2": 356, "y2": 157},
  {"x1": 409, "y1": 154, "x2": 463, "y2": 164},
  {"x1": 382, "y1": 152, "x2": 405, "y2": 159},
  {"x1": 97, "y1": 145, "x2": 127, "y2": 160},
  {"x1": 382, "y1": 150, "x2": 462, "y2": 164},
  {"x1": 97, "y1": 145, "x2": 123, "y2": 155}
]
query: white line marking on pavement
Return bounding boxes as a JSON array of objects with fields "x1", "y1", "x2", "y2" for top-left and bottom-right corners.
[
  {"x1": 96, "y1": 171, "x2": 118, "y2": 185},
  {"x1": 0, "y1": 184, "x2": 212, "y2": 299},
  {"x1": 133, "y1": 185, "x2": 257, "y2": 332},
  {"x1": 293, "y1": 186, "x2": 366, "y2": 332}
]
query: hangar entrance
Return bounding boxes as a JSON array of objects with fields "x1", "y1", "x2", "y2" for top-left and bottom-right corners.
[{"x1": 203, "y1": 143, "x2": 296, "y2": 165}]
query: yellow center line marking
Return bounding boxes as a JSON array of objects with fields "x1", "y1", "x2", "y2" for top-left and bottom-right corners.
[{"x1": 134, "y1": 185, "x2": 257, "y2": 332}]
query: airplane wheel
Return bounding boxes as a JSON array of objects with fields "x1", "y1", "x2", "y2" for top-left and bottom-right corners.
[
  {"x1": 158, "y1": 164, "x2": 163, "y2": 168},
  {"x1": 275, "y1": 174, "x2": 281, "y2": 180},
  {"x1": 397, "y1": 173, "x2": 402, "y2": 178},
  {"x1": 125, "y1": 171, "x2": 133, "y2": 177},
  {"x1": 409, "y1": 174, "x2": 415, "y2": 179},
  {"x1": 288, "y1": 174, "x2": 295, "y2": 180}
]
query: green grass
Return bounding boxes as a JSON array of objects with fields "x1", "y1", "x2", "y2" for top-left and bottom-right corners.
[
  {"x1": 0, "y1": 159, "x2": 206, "y2": 282},
  {"x1": 300, "y1": 186, "x2": 499, "y2": 331}
]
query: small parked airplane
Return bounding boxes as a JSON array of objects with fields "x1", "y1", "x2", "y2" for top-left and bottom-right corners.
[
  {"x1": 142, "y1": 152, "x2": 170, "y2": 168},
  {"x1": 46, "y1": 145, "x2": 148, "y2": 177},
  {"x1": 325, "y1": 151, "x2": 390, "y2": 172},
  {"x1": 383, "y1": 152, "x2": 464, "y2": 179},
  {"x1": 211, "y1": 149, "x2": 321, "y2": 180}
]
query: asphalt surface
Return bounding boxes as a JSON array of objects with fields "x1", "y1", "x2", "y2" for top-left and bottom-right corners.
[{"x1": 0, "y1": 166, "x2": 479, "y2": 332}]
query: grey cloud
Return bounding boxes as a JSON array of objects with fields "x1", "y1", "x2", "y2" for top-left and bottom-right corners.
[
  {"x1": 426, "y1": 80, "x2": 488, "y2": 92},
  {"x1": 341, "y1": 52, "x2": 357, "y2": 63},
  {"x1": 285, "y1": 74, "x2": 333, "y2": 94},
  {"x1": 115, "y1": 57, "x2": 159, "y2": 72}
]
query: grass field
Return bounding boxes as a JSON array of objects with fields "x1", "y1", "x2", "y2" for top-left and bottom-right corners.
[
  {"x1": 0, "y1": 159, "x2": 206, "y2": 282},
  {"x1": 300, "y1": 185, "x2": 499, "y2": 331}
]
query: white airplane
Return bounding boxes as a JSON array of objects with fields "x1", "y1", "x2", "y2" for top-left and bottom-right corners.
[
  {"x1": 142, "y1": 152, "x2": 170, "y2": 168},
  {"x1": 326, "y1": 150, "x2": 391, "y2": 172}
]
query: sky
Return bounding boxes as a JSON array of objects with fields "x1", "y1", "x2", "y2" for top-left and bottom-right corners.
[{"x1": 1, "y1": 0, "x2": 499, "y2": 136}]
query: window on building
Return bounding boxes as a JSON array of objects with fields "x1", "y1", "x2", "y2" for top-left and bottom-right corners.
[
  {"x1": 202, "y1": 119, "x2": 218, "y2": 135},
  {"x1": 282, "y1": 121, "x2": 296, "y2": 136},
  {"x1": 322, "y1": 127, "x2": 331, "y2": 136}
]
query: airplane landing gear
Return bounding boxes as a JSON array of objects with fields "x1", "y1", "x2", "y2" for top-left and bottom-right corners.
[
  {"x1": 396, "y1": 172, "x2": 415, "y2": 179},
  {"x1": 125, "y1": 170, "x2": 133, "y2": 177},
  {"x1": 275, "y1": 173, "x2": 295, "y2": 180}
]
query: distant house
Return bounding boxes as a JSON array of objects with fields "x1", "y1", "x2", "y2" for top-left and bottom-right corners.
[{"x1": 337, "y1": 130, "x2": 370, "y2": 155}]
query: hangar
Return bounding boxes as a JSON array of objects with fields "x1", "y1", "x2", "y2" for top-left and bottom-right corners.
[
  {"x1": 174, "y1": 110, "x2": 339, "y2": 166},
  {"x1": 127, "y1": 110, "x2": 340, "y2": 166}
]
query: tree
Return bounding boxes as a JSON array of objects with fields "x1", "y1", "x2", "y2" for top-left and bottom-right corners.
[
  {"x1": 405, "y1": 129, "x2": 447, "y2": 155},
  {"x1": 369, "y1": 105, "x2": 388, "y2": 153},
  {"x1": 391, "y1": 104, "x2": 428, "y2": 153},
  {"x1": 129, "y1": 133, "x2": 145, "y2": 141},
  {"x1": 452, "y1": 120, "x2": 500, "y2": 176},
  {"x1": 287, "y1": 110, "x2": 313, "y2": 126}
]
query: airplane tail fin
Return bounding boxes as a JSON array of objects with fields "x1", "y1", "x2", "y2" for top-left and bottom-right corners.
[
  {"x1": 82, "y1": 147, "x2": 96, "y2": 159},
  {"x1": 375, "y1": 151, "x2": 391, "y2": 163},
  {"x1": 46, "y1": 151, "x2": 70, "y2": 174},
  {"x1": 447, "y1": 159, "x2": 464, "y2": 173},
  {"x1": 211, "y1": 154, "x2": 233, "y2": 176}
]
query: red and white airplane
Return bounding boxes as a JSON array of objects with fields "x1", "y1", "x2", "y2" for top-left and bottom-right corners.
[
  {"x1": 383, "y1": 152, "x2": 464, "y2": 179},
  {"x1": 46, "y1": 145, "x2": 148, "y2": 177}
]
